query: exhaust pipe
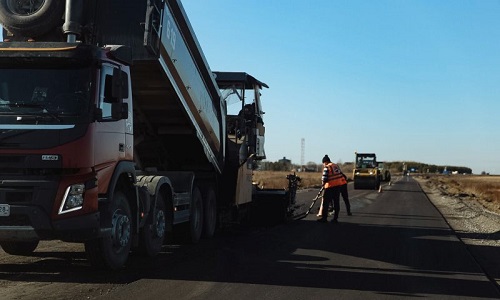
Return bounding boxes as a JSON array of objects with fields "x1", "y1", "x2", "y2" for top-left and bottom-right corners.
[{"x1": 62, "y1": 0, "x2": 83, "y2": 42}]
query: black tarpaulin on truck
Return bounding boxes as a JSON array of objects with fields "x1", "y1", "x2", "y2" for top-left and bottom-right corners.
[
  {"x1": 0, "y1": 42, "x2": 96, "y2": 67},
  {"x1": 213, "y1": 72, "x2": 269, "y2": 90}
]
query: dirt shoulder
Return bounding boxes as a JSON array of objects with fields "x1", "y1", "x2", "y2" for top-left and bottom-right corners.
[{"x1": 414, "y1": 176, "x2": 500, "y2": 288}]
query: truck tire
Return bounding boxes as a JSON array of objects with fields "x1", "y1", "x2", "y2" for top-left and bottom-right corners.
[
  {"x1": 84, "y1": 191, "x2": 132, "y2": 270},
  {"x1": 189, "y1": 186, "x2": 203, "y2": 243},
  {"x1": 0, "y1": 0, "x2": 64, "y2": 37},
  {"x1": 0, "y1": 240, "x2": 39, "y2": 255},
  {"x1": 138, "y1": 193, "x2": 167, "y2": 257},
  {"x1": 202, "y1": 187, "x2": 217, "y2": 238}
]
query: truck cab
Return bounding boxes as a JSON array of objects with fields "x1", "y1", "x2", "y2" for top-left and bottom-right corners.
[{"x1": 0, "y1": 0, "x2": 223, "y2": 269}]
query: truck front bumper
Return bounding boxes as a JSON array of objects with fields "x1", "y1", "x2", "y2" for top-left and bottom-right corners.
[{"x1": 0, "y1": 204, "x2": 102, "y2": 242}]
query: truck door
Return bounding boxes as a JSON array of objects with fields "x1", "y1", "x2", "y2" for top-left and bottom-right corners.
[{"x1": 94, "y1": 64, "x2": 129, "y2": 171}]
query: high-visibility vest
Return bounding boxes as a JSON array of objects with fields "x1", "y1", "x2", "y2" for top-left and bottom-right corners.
[{"x1": 323, "y1": 162, "x2": 347, "y2": 188}]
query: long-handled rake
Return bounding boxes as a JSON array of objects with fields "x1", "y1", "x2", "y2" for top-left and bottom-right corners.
[{"x1": 295, "y1": 186, "x2": 324, "y2": 220}]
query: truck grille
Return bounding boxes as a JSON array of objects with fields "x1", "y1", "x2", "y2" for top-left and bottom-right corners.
[
  {"x1": 4, "y1": 191, "x2": 32, "y2": 204},
  {"x1": 0, "y1": 190, "x2": 33, "y2": 205},
  {"x1": 0, "y1": 154, "x2": 65, "y2": 175},
  {"x1": 0, "y1": 215, "x2": 31, "y2": 226},
  {"x1": 0, "y1": 156, "x2": 24, "y2": 164}
]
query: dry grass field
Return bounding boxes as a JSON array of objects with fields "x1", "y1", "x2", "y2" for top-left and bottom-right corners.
[{"x1": 421, "y1": 175, "x2": 500, "y2": 215}]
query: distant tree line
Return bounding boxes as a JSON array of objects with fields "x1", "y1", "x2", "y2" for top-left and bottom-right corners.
[
  {"x1": 258, "y1": 160, "x2": 473, "y2": 175},
  {"x1": 258, "y1": 160, "x2": 293, "y2": 172},
  {"x1": 385, "y1": 161, "x2": 472, "y2": 175}
]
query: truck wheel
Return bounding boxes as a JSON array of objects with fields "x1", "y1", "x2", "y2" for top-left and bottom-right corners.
[
  {"x1": 0, "y1": 240, "x2": 39, "y2": 255},
  {"x1": 138, "y1": 193, "x2": 167, "y2": 257},
  {"x1": 202, "y1": 188, "x2": 217, "y2": 238},
  {"x1": 0, "y1": 0, "x2": 64, "y2": 37},
  {"x1": 84, "y1": 191, "x2": 132, "y2": 270},
  {"x1": 189, "y1": 186, "x2": 203, "y2": 243}
]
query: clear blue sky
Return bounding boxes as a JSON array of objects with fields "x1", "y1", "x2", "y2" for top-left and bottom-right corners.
[{"x1": 182, "y1": 0, "x2": 500, "y2": 174}]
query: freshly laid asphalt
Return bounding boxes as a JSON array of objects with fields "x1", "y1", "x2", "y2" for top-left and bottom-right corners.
[
  {"x1": 1, "y1": 176, "x2": 498, "y2": 299},
  {"x1": 98, "y1": 176, "x2": 500, "y2": 299}
]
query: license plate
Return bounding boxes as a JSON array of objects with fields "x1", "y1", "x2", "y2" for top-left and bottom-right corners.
[{"x1": 0, "y1": 204, "x2": 10, "y2": 216}]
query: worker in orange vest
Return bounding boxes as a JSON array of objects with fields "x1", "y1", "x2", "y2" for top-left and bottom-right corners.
[
  {"x1": 317, "y1": 178, "x2": 352, "y2": 217},
  {"x1": 318, "y1": 154, "x2": 349, "y2": 223}
]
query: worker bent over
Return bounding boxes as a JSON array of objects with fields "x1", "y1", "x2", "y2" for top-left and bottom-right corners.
[{"x1": 318, "y1": 154, "x2": 348, "y2": 224}]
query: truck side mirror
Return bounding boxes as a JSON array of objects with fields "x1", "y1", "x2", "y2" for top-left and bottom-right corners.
[
  {"x1": 111, "y1": 102, "x2": 129, "y2": 120},
  {"x1": 112, "y1": 68, "x2": 129, "y2": 100}
]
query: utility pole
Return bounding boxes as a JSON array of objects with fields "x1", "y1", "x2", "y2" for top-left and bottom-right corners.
[{"x1": 301, "y1": 138, "x2": 305, "y2": 167}]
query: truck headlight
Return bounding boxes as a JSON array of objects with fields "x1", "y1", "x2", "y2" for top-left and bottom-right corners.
[{"x1": 59, "y1": 184, "x2": 85, "y2": 214}]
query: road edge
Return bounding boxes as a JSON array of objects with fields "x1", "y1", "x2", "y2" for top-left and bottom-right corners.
[{"x1": 414, "y1": 176, "x2": 500, "y2": 293}]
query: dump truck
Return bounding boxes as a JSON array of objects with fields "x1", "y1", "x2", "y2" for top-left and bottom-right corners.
[
  {"x1": 0, "y1": 0, "x2": 297, "y2": 270},
  {"x1": 353, "y1": 152, "x2": 380, "y2": 190}
]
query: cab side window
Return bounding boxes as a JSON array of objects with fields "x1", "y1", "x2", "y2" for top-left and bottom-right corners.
[{"x1": 99, "y1": 66, "x2": 114, "y2": 119}]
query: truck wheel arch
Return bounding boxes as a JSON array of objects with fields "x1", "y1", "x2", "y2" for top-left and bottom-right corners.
[
  {"x1": 0, "y1": 0, "x2": 65, "y2": 37},
  {"x1": 106, "y1": 161, "x2": 137, "y2": 205}
]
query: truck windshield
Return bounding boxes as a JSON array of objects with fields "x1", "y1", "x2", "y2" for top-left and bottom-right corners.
[
  {"x1": 0, "y1": 67, "x2": 91, "y2": 122},
  {"x1": 221, "y1": 87, "x2": 244, "y2": 116},
  {"x1": 357, "y1": 156, "x2": 376, "y2": 168}
]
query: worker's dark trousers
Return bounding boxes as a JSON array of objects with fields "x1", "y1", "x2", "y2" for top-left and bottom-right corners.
[
  {"x1": 322, "y1": 187, "x2": 341, "y2": 220},
  {"x1": 340, "y1": 183, "x2": 351, "y2": 214}
]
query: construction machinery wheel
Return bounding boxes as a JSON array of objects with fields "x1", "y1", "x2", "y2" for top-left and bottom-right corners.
[
  {"x1": 138, "y1": 193, "x2": 167, "y2": 257},
  {"x1": 0, "y1": 240, "x2": 39, "y2": 255},
  {"x1": 0, "y1": 0, "x2": 64, "y2": 37},
  {"x1": 202, "y1": 187, "x2": 217, "y2": 238},
  {"x1": 85, "y1": 191, "x2": 132, "y2": 270},
  {"x1": 189, "y1": 186, "x2": 203, "y2": 243}
]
